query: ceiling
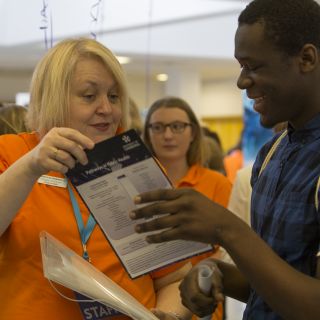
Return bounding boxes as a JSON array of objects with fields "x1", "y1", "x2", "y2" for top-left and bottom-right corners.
[
  {"x1": 2, "y1": 0, "x2": 320, "y2": 81},
  {"x1": 0, "y1": 0, "x2": 250, "y2": 80}
]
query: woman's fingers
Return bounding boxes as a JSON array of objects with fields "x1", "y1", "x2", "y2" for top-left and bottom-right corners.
[
  {"x1": 29, "y1": 127, "x2": 95, "y2": 176},
  {"x1": 51, "y1": 128, "x2": 94, "y2": 165},
  {"x1": 52, "y1": 148, "x2": 77, "y2": 169},
  {"x1": 58, "y1": 127, "x2": 95, "y2": 150},
  {"x1": 43, "y1": 157, "x2": 70, "y2": 174}
]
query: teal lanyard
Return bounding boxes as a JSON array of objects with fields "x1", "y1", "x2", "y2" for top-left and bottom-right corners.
[{"x1": 67, "y1": 183, "x2": 96, "y2": 262}]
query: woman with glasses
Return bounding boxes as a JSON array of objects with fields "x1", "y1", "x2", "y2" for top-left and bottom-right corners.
[{"x1": 143, "y1": 96, "x2": 232, "y2": 320}]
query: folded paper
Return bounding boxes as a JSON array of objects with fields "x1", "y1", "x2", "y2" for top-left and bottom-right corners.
[{"x1": 40, "y1": 231, "x2": 158, "y2": 320}]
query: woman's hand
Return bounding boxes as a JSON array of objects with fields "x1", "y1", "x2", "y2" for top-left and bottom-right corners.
[
  {"x1": 179, "y1": 259, "x2": 224, "y2": 317},
  {"x1": 27, "y1": 127, "x2": 94, "y2": 177}
]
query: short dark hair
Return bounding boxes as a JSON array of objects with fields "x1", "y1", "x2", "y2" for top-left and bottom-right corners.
[{"x1": 238, "y1": 0, "x2": 320, "y2": 56}]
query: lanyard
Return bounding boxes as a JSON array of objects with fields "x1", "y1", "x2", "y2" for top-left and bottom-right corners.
[{"x1": 67, "y1": 183, "x2": 96, "y2": 262}]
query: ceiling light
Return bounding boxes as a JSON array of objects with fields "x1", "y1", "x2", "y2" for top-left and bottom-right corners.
[
  {"x1": 156, "y1": 73, "x2": 168, "y2": 82},
  {"x1": 116, "y1": 56, "x2": 131, "y2": 64}
]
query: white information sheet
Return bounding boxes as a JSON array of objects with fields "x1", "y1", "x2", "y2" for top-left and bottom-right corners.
[{"x1": 67, "y1": 130, "x2": 212, "y2": 278}]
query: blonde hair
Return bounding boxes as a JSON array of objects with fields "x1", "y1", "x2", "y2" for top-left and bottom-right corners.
[
  {"x1": 26, "y1": 38, "x2": 129, "y2": 135},
  {"x1": 143, "y1": 96, "x2": 205, "y2": 166},
  {"x1": 0, "y1": 105, "x2": 28, "y2": 134}
]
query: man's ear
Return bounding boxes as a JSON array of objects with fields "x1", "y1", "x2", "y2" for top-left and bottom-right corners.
[{"x1": 299, "y1": 44, "x2": 319, "y2": 73}]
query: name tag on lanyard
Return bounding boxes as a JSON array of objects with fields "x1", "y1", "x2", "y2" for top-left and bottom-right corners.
[
  {"x1": 38, "y1": 175, "x2": 68, "y2": 188},
  {"x1": 74, "y1": 292, "x2": 126, "y2": 320}
]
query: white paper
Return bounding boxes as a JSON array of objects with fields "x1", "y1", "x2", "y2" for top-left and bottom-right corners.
[
  {"x1": 198, "y1": 265, "x2": 213, "y2": 320},
  {"x1": 40, "y1": 231, "x2": 159, "y2": 320},
  {"x1": 67, "y1": 130, "x2": 212, "y2": 278}
]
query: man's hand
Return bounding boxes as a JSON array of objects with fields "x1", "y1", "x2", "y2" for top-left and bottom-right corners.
[
  {"x1": 130, "y1": 188, "x2": 233, "y2": 245},
  {"x1": 179, "y1": 259, "x2": 224, "y2": 317}
]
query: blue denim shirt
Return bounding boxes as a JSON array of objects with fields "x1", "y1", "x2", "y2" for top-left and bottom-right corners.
[{"x1": 243, "y1": 114, "x2": 320, "y2": 320}]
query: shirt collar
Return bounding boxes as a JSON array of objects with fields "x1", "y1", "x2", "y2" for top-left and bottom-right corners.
[
  {"x1": 287, "y1": 113, "x2": 320, "y2": 144},
  {"x1": 176, "y1": 164, "x2": 200, "y2": 187}
]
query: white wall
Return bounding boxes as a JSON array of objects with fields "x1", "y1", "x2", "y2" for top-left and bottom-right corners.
[
  {"x1": 0, "y1": 70, "x2": 243, "y2": 119},
  {"x1": 126, "y1": 74, "x2": 165, "y2": 110},
  {"x1": 201, "y1": 78, "x2": 243, "y2": 118},
  {"x1": 0, "y1": 70, "x2": 32, "y2": 103}
]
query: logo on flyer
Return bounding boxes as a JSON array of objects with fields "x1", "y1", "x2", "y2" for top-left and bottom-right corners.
[{"x1": 122, "y1": 135, "x2": 131, "y2": 143}]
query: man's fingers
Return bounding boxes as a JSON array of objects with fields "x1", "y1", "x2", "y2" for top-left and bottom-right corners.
[
  {"x1": 135, "y1": 214, "x2": 176, "y2": 233},
  {"x1": 213, "y1": 292, "x2": 224, "y2": 303},
  {"x1": 131, "y1": 198, "x2": 179, "y2": 220},
  {"x1": 179, "y1": 269, "x2": 215, "y2": 315},
  {"x1": 178, "y1": 261, "x2": 223, "y2": 317},
  {"x1": 131, "y1": 202, "x2": 167, "y2": 220},
  {"x1": 134, "y1": 189, "x2": 183, "y2": 205},
  {"x1": 211, "y1": 282, "x2": 224, "y2": 303},
  {"x1": 142, "y1": 227, "x2": 184, "y2": 243},
  {"x1": 180, "y1": 294, "x2": 216, "y2": 317}
]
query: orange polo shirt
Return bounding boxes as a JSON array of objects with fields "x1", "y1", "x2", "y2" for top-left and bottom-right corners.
[
  {"x1": 224, "y1": 149, "x2": 244, "y2": 184},
  {"x1": 177, "y1": 165, "x2": 232, "y2": 320},
  {"x1": 175, "y1": 164, "x2": 231, "y2": 262},
  {"x1": 0, "y1": 132, "x2": 172, "y2": 320},
  {"x1": 150, "y1": 164, "x2": 231, "y2": 320},
  {"x1": 176, "y1": 164, "x2": 231, "y2": 205},
  {"x1": 150, "y1": 164, "x2": 232, "y2": 277}
]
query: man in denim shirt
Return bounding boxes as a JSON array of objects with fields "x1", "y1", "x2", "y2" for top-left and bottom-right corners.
[{"x1": 130, "y1": 0, "x2": 320, "y2": 319}]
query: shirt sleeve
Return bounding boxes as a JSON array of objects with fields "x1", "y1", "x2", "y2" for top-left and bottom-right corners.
[
  {"x1": 0, "y1": 136, "x2": 14, "y2": 174},
  {"x1": 0, "y1": 134, "x2": 32, "y2": 175}
]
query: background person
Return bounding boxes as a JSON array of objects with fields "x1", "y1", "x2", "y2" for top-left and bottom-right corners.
[
  {"x1": 202, "y1": 127, "x2": 226, "y2": 175},
  {"x1": 0, "y1": 38, "x2": 192, "y2": 320},
  {"x1": 130, "y1": 0, "x2": 320, "y2": 319},
  {"x1": 143, "y1": 96, "x2": 232, "y2": 320},
  {"x1": 0, "y1": 104, "x2": 28, "y2": 134}
]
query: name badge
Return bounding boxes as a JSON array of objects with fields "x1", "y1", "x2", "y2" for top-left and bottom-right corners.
[
  {"x1": 74, "y1": 292, "x2": 126, "y2": 320},
  {"x1": 37, "y1": 175, "x2": 68, "y2": 188}
]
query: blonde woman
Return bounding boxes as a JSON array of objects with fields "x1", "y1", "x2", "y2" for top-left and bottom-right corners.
[{"x1": 0, "y1": 39, "x2": 191, "y2": 320}]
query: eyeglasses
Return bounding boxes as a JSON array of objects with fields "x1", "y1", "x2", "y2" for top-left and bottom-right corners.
[{"x1": 148, "y1": 121, "x2": 192, "y2": 134}]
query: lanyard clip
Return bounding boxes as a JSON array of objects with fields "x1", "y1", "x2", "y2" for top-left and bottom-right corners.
[{"x1": 82, "y1": 244, "x2": 91, "y2": 263}]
